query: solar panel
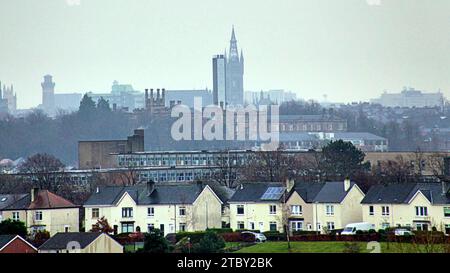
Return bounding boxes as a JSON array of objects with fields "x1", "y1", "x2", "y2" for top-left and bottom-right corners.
[{"x1": 260, "y1": 187, "x2": 285, "y2": 200}]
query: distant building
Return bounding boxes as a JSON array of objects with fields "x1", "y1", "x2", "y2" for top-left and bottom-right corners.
[
  {"x1": 0, "y1": 83, "x2": 8, "y2": 114},
  {"x1": 279, "y1": 115, "x2": 347, "y2": 132},
  {"x1": 213, "y1": 54, "x2": 227, "y2": 107},
  {"x1": 164, "y1": 89, "x2": 213, "y2": 108},
  {"x1": 87, "y1": 81, "x2": 144, "y2": 111},
  {"x1": 371, "y1": 87, "x2": 445, "y2": 108},
  {"x1": 54, "y1": 93, "x2": 83, "y2": 112},
  {"x1": 2, "y1": 84, "x2": 17, "y2": 113},
  {"x1": 276, "y1": 132, "x2": 388, "y2": 152},
  {"x1": 225, "y1": 27, "x2": 244, "y2": 106},
  {"x1": 41, "y1": 75, "x2": 56, "y2": 114},
  {"x1": 245, "y1": 90, "x2": 297, "y2": 105},
  {"x1": 78, "y1": 129, "x2": 145, "y2": 169}
]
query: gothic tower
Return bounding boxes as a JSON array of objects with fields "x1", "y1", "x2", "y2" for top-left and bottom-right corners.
[
  {"x1": 225, "y1": 26, "x2": 244, "y2": 106},
  {"x1": 41, "y1": 74, "x2": 55, "y2": 113}
]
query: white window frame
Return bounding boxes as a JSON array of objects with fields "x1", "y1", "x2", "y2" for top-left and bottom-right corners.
[
  {"x1": 325, "y1": 205, "x2": 334, "y2": 216},
  {"x1": 35, "y1": 211, "x2": 43, "y2": 221},
  {"x1": 291, "y1": 205, "x2": 302, "y2": 215},
  {"x1": 147, "y1": 207, "x2": 155, "y2": 217},
  {"x1": 291, "y1": 221, "x2": 303, "y2": 231},
  {"x1": 415, "y1": 206, "x2": 428, "y2": 217},
  {"x1": 92, "y1": 208, "x2": 99, "y2": 219},
  {"x1": 179, "y1": 206, "x2": 186, "y2": 216},
  {"x1": 369, "y1": 206, "x2": 374, "y2": 216},
  {"x1": 269, "y1": 205, "x2": 277, "y2": 215},
  {"x1": 327, "y1": 222, "x2": 335, "y2": 230},
  {"x1": 12, "y1": 211, "x2": 20, "y2": 221},
  {"x1": 381, "y1": 206, "x2": 390, "y2": 216},
  {"x1": 237, "y1": 205, "x2": 245, "y2": 215}
]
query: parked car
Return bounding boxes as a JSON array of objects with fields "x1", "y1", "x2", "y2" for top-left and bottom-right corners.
[
  {"x1": 341, "y1": 222, "x2": 375, "y2": 235},
  {"x1": 241, "y1": 231, "x2": 267, "y2": 242},
  {"x1": 394, "y1": 228, "x2": 414, "y2": 236}
]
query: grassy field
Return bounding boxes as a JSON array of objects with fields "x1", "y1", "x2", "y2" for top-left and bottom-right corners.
[{"x1": 234, "y1": 241, "x2": 449, "y2": 253}]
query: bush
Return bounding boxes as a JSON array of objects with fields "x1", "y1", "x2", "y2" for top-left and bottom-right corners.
[
  {"x1": 175, "y1": 231, "x2": 206, "y2": 244},
  {"x1": 0, "y1": 219, "x2": 27, "y2": 237},
  {"x1": 192, "y1": 231, "x2": 225, "y2": 253},
  {"x1": 142, "y1": 229, "x2": 169, "y2": 253},
  {"x1": 207, "y1": 228, "x2": 233, "y2": 234},
  {"x1": 263, "y1": 231, "x2": 286, "y2": 241}
]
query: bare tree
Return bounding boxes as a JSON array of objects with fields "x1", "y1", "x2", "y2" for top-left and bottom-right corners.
[{"x1": 18, "y1": 153, "x2": 66, "y2": 191}]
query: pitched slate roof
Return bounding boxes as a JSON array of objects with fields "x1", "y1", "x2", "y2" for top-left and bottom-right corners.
[
  {"x1": 1, "y1": 190, "x2": 77, "y2": 210},
  {"x1": 361, "y1": 183, "x2": 450, "y2": 205},
  {"x1": 313, "y1": 181, "x2": 358, "y2": 203},
  {"x1": 228, "y1": 182, "x2": 285, "y2": 202},
  {"x1": 0, "y1": 194, "x2": 27, "y2": 210},
  {"x1": 0, "y1": 235, "x2": 16, "y2": 249},
  {"x1": 292, "y1": 181, "x2": 359, "y2": 203},
  {"x1": 84, "y1": 183, "x2": 218, "y2": 206},
  {"x1": 38, "y1": 232, "x2": 102, "y2": 250}
]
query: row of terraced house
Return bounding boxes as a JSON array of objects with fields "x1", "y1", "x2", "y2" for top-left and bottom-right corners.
[{"x1": 1, "y1": 179, "x2": 450, "y2": 244}]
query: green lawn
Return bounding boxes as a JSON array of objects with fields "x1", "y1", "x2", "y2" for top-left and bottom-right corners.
[{"x1": 234, "y1": 241, "x2": 449, "y2": 253}]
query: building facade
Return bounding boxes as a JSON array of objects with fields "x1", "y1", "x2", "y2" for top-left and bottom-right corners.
[
  {"x1": 361, "y1": 182, "x2": 450, "y2": 234},
  {"x1": 0, "y1": 189, "x2": 80, "y2": 236},
  {"x1": 370, "y1": 88, "x2": 445, "y2": 108},
  {"x1": 84, "y1": 181, "x2": 223, "y2": 236}
]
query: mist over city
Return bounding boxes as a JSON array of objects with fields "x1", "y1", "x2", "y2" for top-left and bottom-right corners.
[{"x1": 0, "y1": 0, "x2": 450, "y2": 259}]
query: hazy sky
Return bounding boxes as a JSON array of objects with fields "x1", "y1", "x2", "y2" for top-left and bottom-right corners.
[{"x1": 1, "y1": 0, "x2": 449, "y2": 109}]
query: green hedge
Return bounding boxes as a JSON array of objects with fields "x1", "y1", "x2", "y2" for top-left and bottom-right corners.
[{"x1": 206, "y1": 228, "x2": 233, "y2": 234}]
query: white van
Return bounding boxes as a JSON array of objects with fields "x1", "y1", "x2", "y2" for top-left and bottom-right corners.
[{"x1": 341, "y1": 222, "x2": 375, "y2": 235}]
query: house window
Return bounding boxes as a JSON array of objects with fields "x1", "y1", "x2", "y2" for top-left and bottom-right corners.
[
  {"x1": 269, "y1": 222, "x2": 277, "y2": 231},
  {"x1": 445, "y1": 224, "x2": 450, "y2": 235},
  {"x1": 92, "y1": 208, "x2": 99, "y2": 219},
  {"x1": 64, "y1": 225, "x2": 70, "y2": 232},
  {"x1": 237, "y1": 205, "x2": 244, "y2": 215},
  {"x1": 369, "y1": 206, "x2": 374, "y2": 216},
  {"x1": 249, "y1": 222, "x2": 255, "y2": 230},
  {"x1": 325, "y1": 205, "x2": 334, "y2": 216},
  {"x1": 12, "y1": 212, "x2": 19, "y2": 221},
  {"x1": 327, "y1": 222, "x2": 335, "y2": 230},
  {"x1": 307, "y1": 224, "x2": 312, "y2": 230},
  {"x1": 317, "y1": 223, "x2": 322, "y2": 231},
  {"x1": 291, "y1": 205, "x2": 302, "y2": 215},
  {"x1": 179, "y1": 206, "x2": 186, "y2": 216},
  {"x1": 35, "y1": 211, "x2": 43, "y2": 221},
  {"x1": 147, "y1": 223, "x2": 154, "y2": 232},
  {"x1": 121, "y1": 223, "x2": 134, "y2": 233},
  {"x1": 237, "y1": 221, "x2": 245, "y2": 230},
  {"x1": 147, "y1": 207, "x2": 155, "y2": 217},
  {"x1": 415, "y1": 206, "x2": 428, "y2": 217},
  {"x1": 122, "y1": 207, "x2": 133, "y2": 218},
  {"x1": 381, "y1": 223, "x2": 390, "y2": 229},
  {"x1": 269, "y1": 205, "x2": 277, "y2": 215},
  {"x1": 291, "y1": 221, "x2": 303, "y2": 231},
  {"x1": 416, "y1": 223, "x2": 429, "y2": 231},
  {"x1": 444, "y1": 207, "x2": 450, "y2": 218},
  {"x1": 179, "y1": 223, "x2": 186, "y2": 232},
  {"x1": 381, "y1": 206, "x2": 390, "y2": 216}
]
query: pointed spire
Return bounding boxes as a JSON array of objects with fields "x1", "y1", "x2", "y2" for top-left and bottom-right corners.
[
  {"x1": 240, "y1": 49, "x2": 244, "y2": 61},
  {"x1": 231, "y1": 25, "x2": 236, "y2": 42}
]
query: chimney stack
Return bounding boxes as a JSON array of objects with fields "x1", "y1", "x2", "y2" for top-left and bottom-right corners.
[
  {"x1": 147, "y1": 180, "x2": 155, "y2": 196},
  {"x1": 196, "y1": 180, "x2": 203, "y2": 192},
  {"x1": 442, "y1": 181, "x2": 450, "y2": 195},
  {"x1": 286, "y1": 178, "x2": 295, "y2": 192},
  {"x1": 344, "y1": 177, "x2": 351, "y2": 192},
  {"x1": 31, "y1": 188, "x2": 39, "y2": 203}
]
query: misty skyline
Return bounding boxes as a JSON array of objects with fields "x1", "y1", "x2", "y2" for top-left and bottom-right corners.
[{"x1": 1, "y1": 0, "x2": 449, "y2": 109}]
